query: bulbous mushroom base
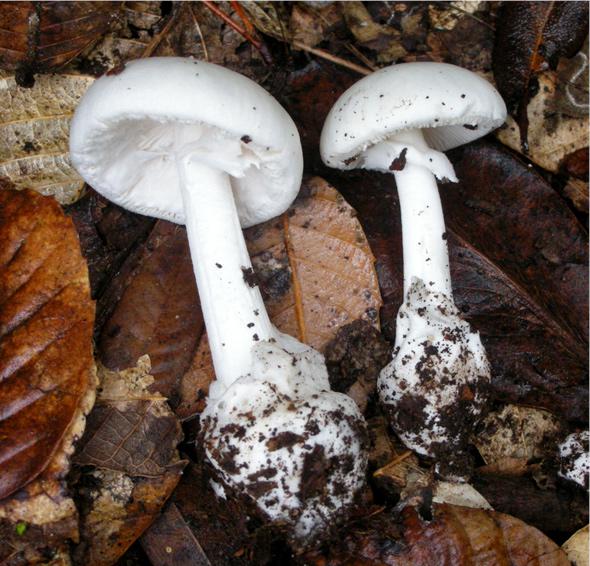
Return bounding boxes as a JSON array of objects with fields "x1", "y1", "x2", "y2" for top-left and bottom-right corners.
[
  {"x1": 557, "y1": 431, "x2": 589, "y2": 491},
  {"x1": 200, "y1": 341, "x2": 368, "y2": 543},
  {"x1": 378, "y1": 278, "x2": 490, "y2": 471}
]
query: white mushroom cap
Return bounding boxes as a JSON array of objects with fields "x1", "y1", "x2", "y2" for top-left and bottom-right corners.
[
  {"x1": 320, "y1": 62, "x2": 506, "y2": 169},
  {"x1": 70, "y1": 57, "x2": 303, "y2": 228}
]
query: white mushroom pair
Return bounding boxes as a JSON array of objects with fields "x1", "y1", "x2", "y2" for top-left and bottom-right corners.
[
  {"x1": 321, "y1": 63, "x2": 507, "y2": 468},
  {"x1": 70, "y1": 58, "x2": 367, "y2": 541}
]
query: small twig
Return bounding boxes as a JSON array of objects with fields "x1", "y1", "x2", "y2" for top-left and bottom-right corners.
[
  {"x1": 202, "y1": 0, "x2": 272, "y2": 64},
  {"x1": 142, "y1": 4, "x2": 181, "y2": 58},
  {"x1": 448, "y1": 3, "x2": 495, "y2": 31},
  {"x1": 293, "y1": 41, "x2": 372, "y2": 75},
  {"x1": 188, "y1": 3, "x2": 210, "y2": 61},
  {"x1": 230, "y1": 0, "x2": 256, "y2": 36},
  {"x1": 345, "y1": 43, "x2": 379, "y2": 72},
  {"x1": 373, "y1": 450, "x2": 414, "y2": 477}
]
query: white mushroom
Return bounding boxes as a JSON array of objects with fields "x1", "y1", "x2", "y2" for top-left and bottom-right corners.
[
  {"x1": 320, "y1": 62, "x2": 506, "y2": 465},
  {"x1": 69, "y1": 57, "x2": 367, "y2": 542},
  {"x1": 557, "y1": 431, "x2": 589, "y2": 491}
]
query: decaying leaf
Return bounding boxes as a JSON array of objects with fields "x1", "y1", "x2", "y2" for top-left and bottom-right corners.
[
  {"x1": 428, "y1": 1, "x2": 486, "y2": 32},
  {"x1": 496, "y1": 71, "x2": 589, "y2": 173},
  {"x1": 432, "y1": 482, "x2": 492, "y2": 510},
  {"x1": 0, "y1": 72, "x2": 94, "y2": 203},
  {"x1": 73, "y1": 357, "x2": 185, "y2": 566},
  {"x1": 140, "y1": 503, "x2": 212, "y2": 566},
  {"x1": 239, "y1": 1, "x2": 291, "y2": 42},
  {"x1": 0, "y1": 186, "x2": 96, "y2": 562},
  {"x1": 98, "y1": 221, "x2": 202, "y2": 405},
  {"x1": 0, "y1": 187, "x2": 95, "y2": 499},
  {"x1": 248, "y1": 177, "x2": 381, "y2": 346},
  {"x1": 0, "y1": 2, "x2": 121, "y2": 84},
  {"x1": 68, "y1": 188, "x2": 155, "y2": 300},
  {"x1": 492, "y1": 1, "x2": 588, "y2": 148},
  {"x1": 177, "y1": 176, "x2": 382, "y2": 418},
  {"x1": 562, "y1": 524, "x2": 589, "y2": 566},
  {"x1": 342, "y1": 2, "x2": 406, "y2": 63},
  {"x1": 475, "y1": 405, "x2": 563, "y2": 475},
  {"x1": 563, "y1": 177, "x2": 589, "y2": 215},
  {"x1": 305, "y1": 503, "x2": 570, "y2": 565},
  {"x1": 473, "y1": 473, "x2": 589, "y2": 539}
]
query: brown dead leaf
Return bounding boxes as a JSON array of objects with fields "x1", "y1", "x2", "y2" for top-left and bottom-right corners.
[
  {"x1": 0, "y1": 186, "x2": 95, "y2": 563},
  {"x1": 343, "y1": 2, "x2": 406, "y2": 64},
  {"x1": 562, "y1": 524, "x2": 589, "y2": 566},
  {"x1": 177, "y1": 176, "x2": 382, "y2": 418},
  {"x1": 305, "y1": 503, "x2": 570, "y2": 565},
  {"x1": 563, "y1": 178, "x2": 589, "y2": 214},
  {"x1": 67, "y1": 188, "x2": 156, "y2": 301},
  {"x1": 0, "y1": 2, "x2": 121, "y2": 85},
  {"x1": 74, "y1": 468, "x2": 181, "y2": 566},
  {"x1": 475, "y1": 405, "x2": 563, "y2": 475},
  {"x1": 248, "y1": 177, "x2": 381, "y2": 346},
  {"x1": 0, "y1": 71, "x2": 94, "y2": 204},
  {"x1": 0, "y1": 187, "x2": 95, "y2": 500},
  {"x1": 73, "y1": 357, "x2": 185, "y2": 566},
  {"x1": 75, "y1": 356, "x2": 184, "y2": 477},
  {"x1": 496, "y1": 71, "x2": 589, "y2": 173},
  {"x1": 97, "y1": 221, "x2": 202, "y2": 405},
  {"x1": 492, "y1": 1, "x2": 588, "y2": 148}
]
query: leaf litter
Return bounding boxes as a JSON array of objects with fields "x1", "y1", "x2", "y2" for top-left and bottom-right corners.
[{"x1": 0, "y1": 1, "x2": 587, "y2": 564}]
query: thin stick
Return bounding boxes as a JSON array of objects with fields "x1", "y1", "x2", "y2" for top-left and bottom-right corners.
[
  {"x1": 188, "y1": 3, "x2": 210, "y2": 61},
  {"x1": 293, "y1": 41, "x2": 372, "y2": 75},
  {"x1": 282, "y1": 213, "x2": 308, "y2": 344},
  {"x1": 373, "y1": 450, "x2": 414, "y2": 477},
  {"x1": 345, "y1": 43, "x2": 379, "y2": 72},
  {"x1": 202, "y1": 0, "x2": 272, "y2": 64},
  {"x1": 231, "y1": 0, "x2": 256, "y2": 35},
  {"x1": 142, "y1": 5, "x2": 180, "y2": 58}
]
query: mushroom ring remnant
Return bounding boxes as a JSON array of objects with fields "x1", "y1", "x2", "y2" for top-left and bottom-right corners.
[
  {"x1": 320, "y1": 62, "x2": 507, "y2": 470},
  {"x1": 70, "y1": 57, "x2": 368, "y2": 542}
]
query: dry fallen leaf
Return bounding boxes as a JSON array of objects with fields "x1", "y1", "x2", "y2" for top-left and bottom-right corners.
[
  {"x1": 0, "y1": 72, "x2": 94, "y2": 203},
  {"x1": 0, "y1": 2, "x2": 121, "y2": 84},
  {"x1": 97, "y1": 221, "x2": 202, "y2": 405},
  {"x1": 0, "y1": 187, "x2": 95, "y2": 499},
  {"x1": 0, "y1": 186, "x2": 96, "y2": 562},
  {"x1": 562, "y1": 524, "x2": 589, "y2": 566},
  {"x1": 73, "y1": 356, "x2": 185, "y2": 566},
  {"x1": 342, "y1": 2, "x2": 406, "y2": 63},
  {"x1": 475, "y1": 405, "x2": 563, "y2": 475},
  {"x1": 177, "y1": 176, "x2": 382, "y2": 418},
  {"x1": 496, "y1": 71, "x2": 589, "y2": 173},
  {"x1": 305, "y1": 503, "x2": 570, "y2": 565},
  {"x1": 492, "y1": 1, "x2": 588, "y2": 148},
  {"x1": 248, "y1": 177, "x2": 381, "y2": 347}
]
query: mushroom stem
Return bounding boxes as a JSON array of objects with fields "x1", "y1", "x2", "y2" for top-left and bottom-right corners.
[
  {"x1": 178, "y1": 157, "x2": 273, "y2": 388},
  {"x1": 391, "y1": 128, "x2": 452, "y2": 298}
]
